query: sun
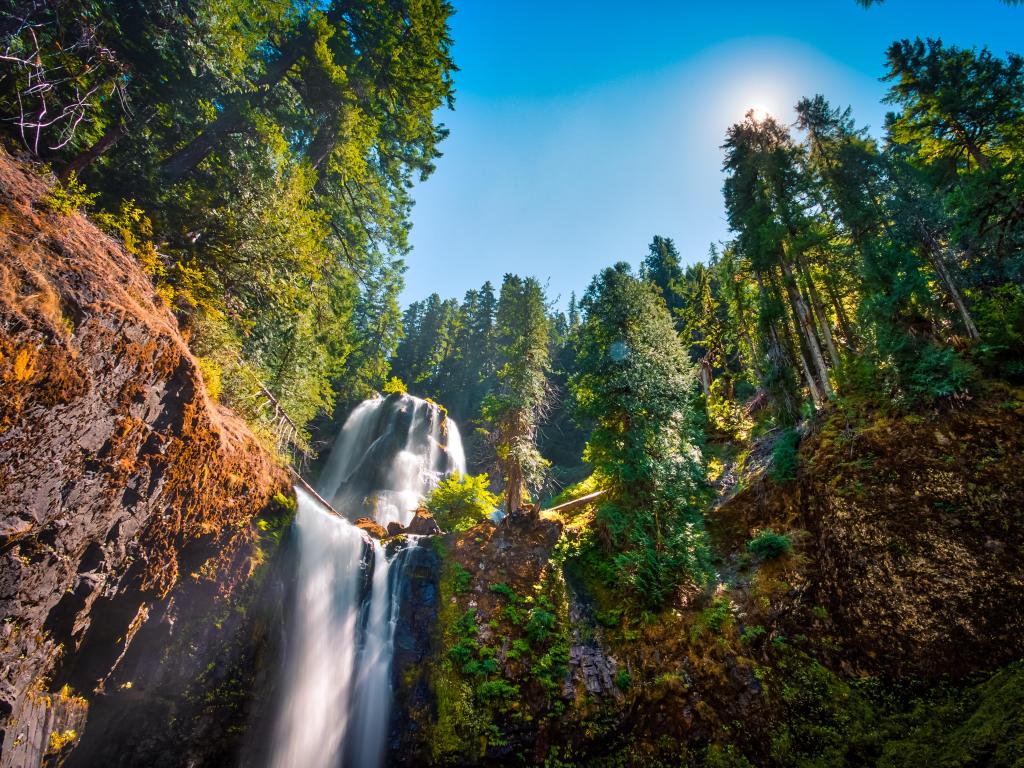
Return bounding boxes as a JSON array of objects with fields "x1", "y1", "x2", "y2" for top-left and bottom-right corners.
[{"x1": 749, "y1": 105, "x2": 771, "y2": 122}]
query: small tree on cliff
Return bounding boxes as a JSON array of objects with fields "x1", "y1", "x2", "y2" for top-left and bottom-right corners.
[
  {"x1": 571, "y1": 263, "x2": 711, "y2": 608},
  {"x1": 482, "y1": 274, "x2": 551, "y2": 514}
]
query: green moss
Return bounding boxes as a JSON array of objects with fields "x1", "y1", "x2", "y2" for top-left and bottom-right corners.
[{"x1": 874, "y1": 663, "x2": 1024, "y2": 768}]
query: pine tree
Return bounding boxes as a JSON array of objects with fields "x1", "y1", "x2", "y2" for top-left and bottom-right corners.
[
  {"x1": 483, "y1": 275, "x2": 552, "y2": 514},
  {"x1": 641, "y1": 236, "x2": 686, "y2": 321},
  {"x1": 572, "y1": 263, "x2": 709, "y2": 608}
]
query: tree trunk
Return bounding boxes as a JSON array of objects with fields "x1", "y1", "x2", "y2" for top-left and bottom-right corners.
[
  {"x1": 918, "y1": 226, "x2": 981, "y2": 343},
  {"x1": 795, "y1": 251, "x2": 842, "y2": 370},
  {"x1": 61, "y1": 122, "x2": 124, "y2": 179},
  {"x1": 159, "y1": 34, "x2": 309, "y2": 181},
  {"x1": 779, "y1": 255, "x2": 833, "y2": 399},
  {"x1": 698, "y1": 358, "x2": 712, "y2": 399},
  {"x1": 504, "y1": 460, "x2": 523, "y2": 516},
  {"x1": 731, "y1": 274, "x2": 762, "y2": 380},
  {"x1": 756, "y1": 273, "x2": 800, "y2": 423},
  {"x1": 822, "y1": 272, "x2": 857, "y2": 350}
]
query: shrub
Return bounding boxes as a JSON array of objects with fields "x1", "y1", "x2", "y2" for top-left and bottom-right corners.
[
  {"x1": 615, "y1": 669, "x2": 632, "y2": 690},
  {"x1": 747, "y1": 529, "x2": 793, "y2": 560},
  {"x1": 769, "y1": 428, "x2": 800, "y2": 484},
  {"x1": 525, "y1": 606, "x2": 557, "y2": 644},
  {"x1": 197, "y1": 357, "x2": 223, "y2": 401},
  {"x1": 476, "y1": 679, "x2": 519, "y2": 702},
  {"x1": 426, "y1": 473, "x2": 499, "y2": 532},
  {"x1": 382, "y1": 376, "x2": 406, "y2": 395},
  {"x1": 94, "y1": 200, "x2": 162, "y2": 279},
  {"x1": 906, "y1": 344, "x2": 974, "y2": 402},
  {"x1": 43, "y1": 172, "x2": 97, "y2": 215}
]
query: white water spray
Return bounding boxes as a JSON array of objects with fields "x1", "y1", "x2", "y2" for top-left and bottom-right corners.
[{"x1": 269, "y1": 393, "x2": 464, "y2": 768}]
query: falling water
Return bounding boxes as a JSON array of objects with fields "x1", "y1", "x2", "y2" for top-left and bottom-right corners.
[{"x1": 270, "y1": 393, "x2": 464, "y2": 768}]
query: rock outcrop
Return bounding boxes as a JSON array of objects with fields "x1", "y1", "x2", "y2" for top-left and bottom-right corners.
[
  {"x1": 0, "y1": 151, "x2": 290, "y2": 768},
  {"x1": 712, "y1": 390, "x2": 1024, "y2": 680}
]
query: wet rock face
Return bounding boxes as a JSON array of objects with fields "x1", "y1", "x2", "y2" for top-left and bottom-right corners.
[
  {"x1": 563, "y1": 573, "x2": 619, "y2": 701},
  {"x1": 0, "y1": 154, "x2": 288, "y2": 767},
  {"x1": 389, "y1": 543, "x2": 442, "y2": 765}
]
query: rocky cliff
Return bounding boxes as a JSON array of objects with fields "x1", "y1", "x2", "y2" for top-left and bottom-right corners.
[
  {"x1": 389, "y1": 388, "x2": 1024, "y2": 766},
  {"x1": 0, "y1": 151, "x2": 292, "y2": 768}
]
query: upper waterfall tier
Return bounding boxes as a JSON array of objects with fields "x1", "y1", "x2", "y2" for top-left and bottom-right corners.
[{"x1": 317, "y1": 392, "x2": 466, "y2": 527}]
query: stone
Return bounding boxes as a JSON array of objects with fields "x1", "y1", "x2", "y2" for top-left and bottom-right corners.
[
  {"x1": 355, "y1": 517, "x2": 388, "y2": 539},
  {"x1": 404, "y1": 508, "x2": 441, "y2": 536}
]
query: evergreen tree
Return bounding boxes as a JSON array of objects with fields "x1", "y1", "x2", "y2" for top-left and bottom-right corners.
[
  {"x1": 641, "y1": 236, "x2": 686, "y2": 320},
  {"x1": 0, "y1": 0, "x2": 456, "y2": 449},
  {"x1": 795, "y1": 95, "x2": 973, "y2": 401},
  {"x1": 572, "y1": 263, "x2": 709, "y2": 608},
  {"x1": 722, "y1": 112, "x2": 827, "y2": 422},
  {"x1": 483, "y1": 275, "x2": 552, "y2": 514}
]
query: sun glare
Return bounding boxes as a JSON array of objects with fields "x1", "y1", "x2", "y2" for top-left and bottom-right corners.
[{"x1": 749, "y1": 105, "x2": 771, "y2": 122}]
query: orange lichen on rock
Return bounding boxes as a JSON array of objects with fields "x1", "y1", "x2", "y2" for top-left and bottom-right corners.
[{"x1": 0, "y1": 149, "x2": 290, "y2": 766}]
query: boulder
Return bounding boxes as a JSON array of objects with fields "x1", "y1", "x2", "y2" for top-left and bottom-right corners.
[
  {"x1": 386, "y1": 521, "x2": 405, "y2": 537},
  {"x1": 354, "y1": 517, "x2": 388, "y2": 539},
  {"x1": 404, "y1": 508, "x2": 441, "y2": 536}
]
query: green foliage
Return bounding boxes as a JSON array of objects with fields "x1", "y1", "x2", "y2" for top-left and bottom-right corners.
[
  {"x1": 690, "y1": 596, "x2": 736, "y2": 641},
  {"x1": 614, "y1": 669, "x2": 632, "y2": 691},
  {"x1": 769, "y1": 428, "x2": 801, "y2": 484},
  {"x1": 489, "y1": 582, "x2": 517, "y2": 601},
  {"x1": 572, "y1": 264, "x2": 712, "y2": 608},
  {"x1": 1, "y1": 0, "x2": 457, "y2": 448},
  {"x1": 747, "y1": 530, "x2": 793, "y2": 560},
  {"x1": 758, "y1": 652, "x2": 1024, "y2": 768},
  {"x1": 43, "y1": 173, "x2": 97, "y2": 214},
  {"x1": 450, "y1": 563, "x2": 473, "y2": 595},
  {"x1": 425, "y1": 473, "x2": 498, "y2": 532},
  {"x1": 382, "y1": 376, "x2": 407, "y2": 395},
  {"x1": 874, "y1": 662, "x2": 1024, "y2": 768},
  {"x1": 703, "y1": 744, "x2": 755, "y2": 768},
  {"x1": 196, "y1": 357, "x2": 223, "y2": 402},
  {"x1": 482, "y1": 274, "x2": 553, "y2": 513},
  {"x1": 740, "y1": 625, "x2": 767, "y2": 645},
  {"x1": 476, "y1": 679, "x2": 519, "y2": 702}
]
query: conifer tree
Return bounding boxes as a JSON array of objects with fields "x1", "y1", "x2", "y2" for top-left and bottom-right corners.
[
  {"x1": 483, "y1": 275, "x2": 552, "y2": 514},
  {"x1": 572, "y1": 264, "x2": 709, "y2": 608}
]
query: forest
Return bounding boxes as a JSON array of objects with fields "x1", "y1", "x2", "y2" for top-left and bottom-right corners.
[{"x1": 1, "y1": 1, "x2": 1024, "y2": 766}]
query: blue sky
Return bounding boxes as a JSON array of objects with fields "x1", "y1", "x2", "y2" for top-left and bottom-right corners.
[{"x1": 402, "y1": 0, "x2": 1022, "y2": 309}]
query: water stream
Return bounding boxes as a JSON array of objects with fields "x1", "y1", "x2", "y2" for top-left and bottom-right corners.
[{"x1": 269, "y1": 393, "x2": 465, "y2": 768}]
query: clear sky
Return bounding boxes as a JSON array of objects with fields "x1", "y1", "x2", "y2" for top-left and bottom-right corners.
[{"x1": 402, "y1": 0, "x2": 1022, "y2": 309}]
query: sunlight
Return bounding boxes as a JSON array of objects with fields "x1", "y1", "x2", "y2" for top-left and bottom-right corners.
[{"x1": 749, "y1": 104, "x2": 772, "y2": 122}]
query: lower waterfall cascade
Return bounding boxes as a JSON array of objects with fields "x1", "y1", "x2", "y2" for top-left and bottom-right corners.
[{"x1": 269, "y1": 393, "x2": 465, "y2": 768}]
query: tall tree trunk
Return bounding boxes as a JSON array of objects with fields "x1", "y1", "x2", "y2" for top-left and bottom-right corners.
[
  {"x1": 795, "y1": 251, "x2": 842, "y2": 370},
  {"x1": 780, "y1": 290, "x2": 823, "y2": 409},
  {"x1": 822, "y1": 271, "x2": 857, "y2": 350},
  {"x1": 505, "y1": 458, "x2": 523, "y2": 515},
  {"x1": 756, "y1": 273, "x2": 801, "y2": 422},
  {"x1": 779, "y1": 255, "x2": 833, "y2": 399},
  {"x1": 918, "y1": 226, "x2": 981, "y2": 343},
  {"x1": 731, "y1": 273, "x2": 762, "y2": 381},
  {"x1": 60, "y1": 106, "x2": 157, "y2": 179},
  {"x1": 697, "y1": 357, "x2": 712, "y2": 399}
]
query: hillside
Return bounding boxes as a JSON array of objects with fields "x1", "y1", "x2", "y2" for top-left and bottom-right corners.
[{"x1": 0, "y1": 151, "x2": 293, "y2": 768}]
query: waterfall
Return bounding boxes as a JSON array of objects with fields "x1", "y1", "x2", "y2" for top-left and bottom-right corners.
[{"x1": 269, "y1": 393, "x2": 464, "y2": 768}]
